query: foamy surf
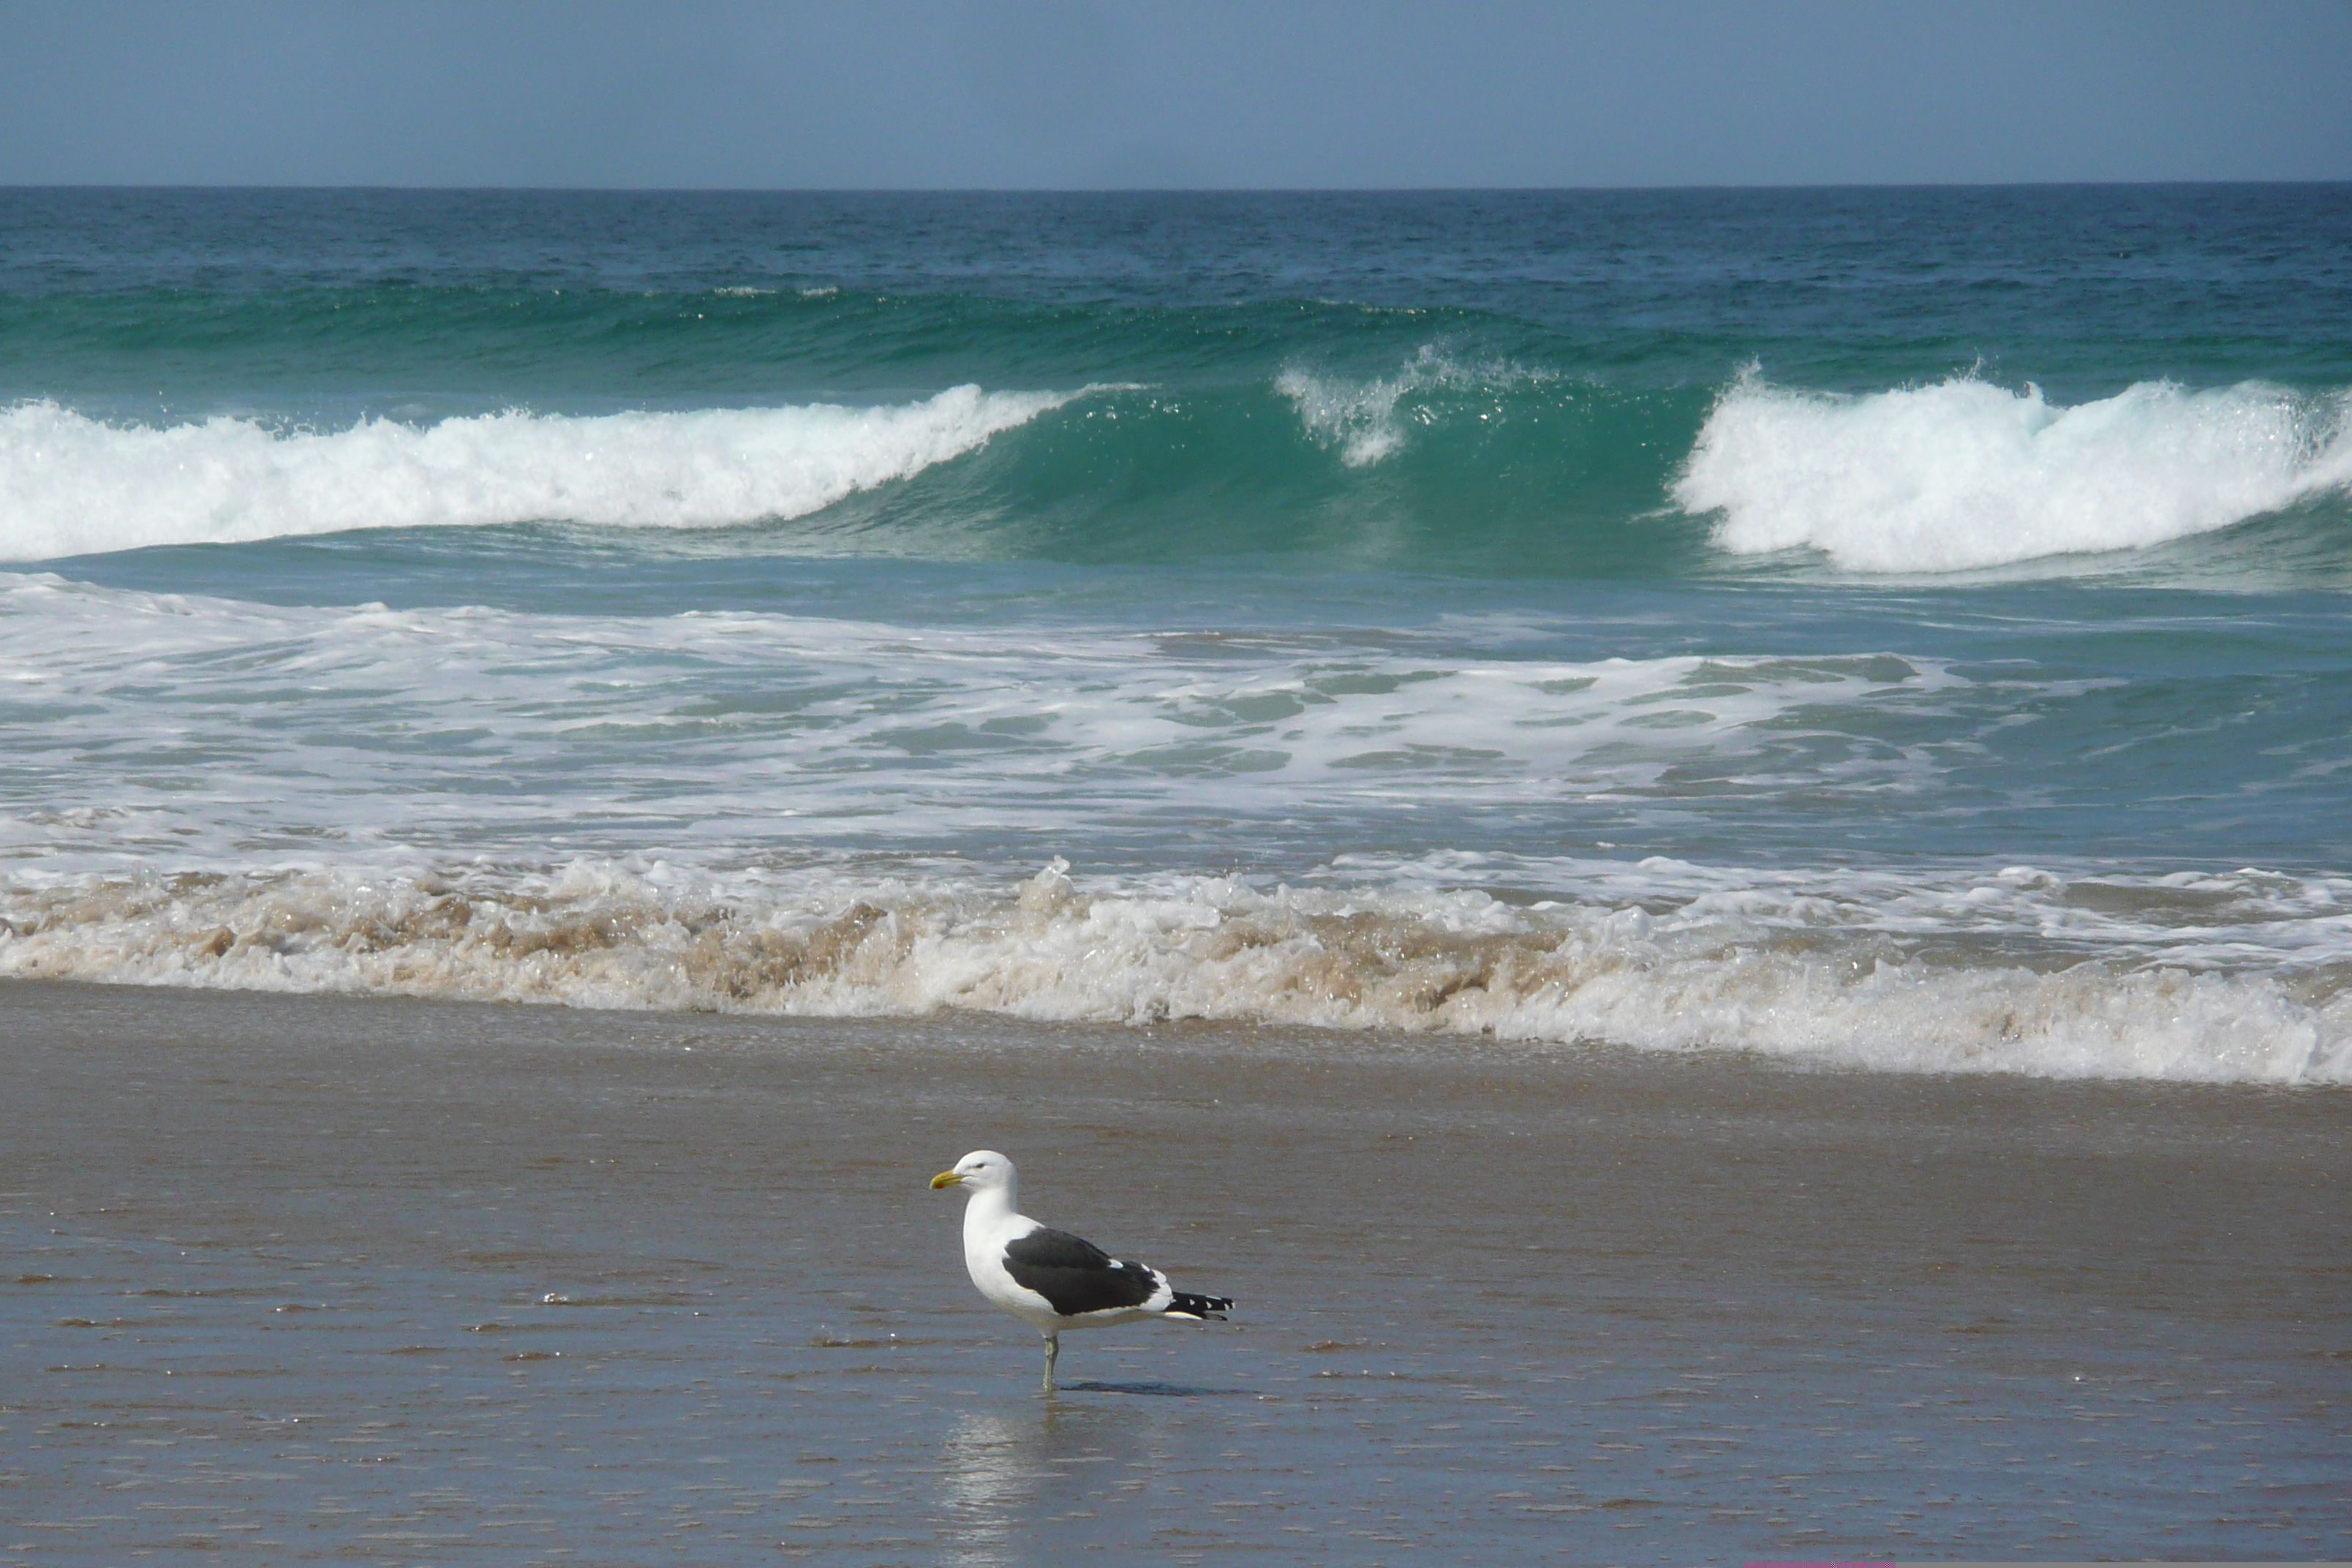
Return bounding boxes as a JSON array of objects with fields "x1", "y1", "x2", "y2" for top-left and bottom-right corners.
[
  {"x1": 1, "y1": 858, "x2": 2343, "y2": 1086},
  {"x1": 1677, "y1": 372, "x2": 2352, "y2": 572},
  {"x1": 0, "y1": 571, "x2": 1991, "y2": 873},
  {"x1": 0, "y1": 386, "x2": 1077, "y2": 560}
]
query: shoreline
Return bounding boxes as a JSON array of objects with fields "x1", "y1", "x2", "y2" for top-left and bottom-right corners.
[{"x1": 4, "y1": 977, "x2": 2347, "y2": 1561}]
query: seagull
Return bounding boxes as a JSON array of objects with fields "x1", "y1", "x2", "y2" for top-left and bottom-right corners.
[{"x1": 930, "y1": 1150, "x2": 1232, "y2": 1392}]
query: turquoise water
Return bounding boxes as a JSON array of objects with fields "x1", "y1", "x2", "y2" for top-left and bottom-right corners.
[{"x1": 3, "y1": 187, "x2": 2349, "y2": 1081}]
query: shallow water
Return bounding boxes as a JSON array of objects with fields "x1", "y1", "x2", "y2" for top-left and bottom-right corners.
[{"x1": 4, "y1": 983, "x2": 2345, "y2": 1562}]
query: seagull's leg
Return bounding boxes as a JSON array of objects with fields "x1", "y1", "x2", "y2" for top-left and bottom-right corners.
[{"x1": 1041, "y1": 1332, "x2": 1059, "y2": 1394}]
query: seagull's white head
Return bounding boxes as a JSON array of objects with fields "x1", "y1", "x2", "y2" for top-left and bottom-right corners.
[{"x1": 930, "y1": 1149, "x2": 1016, "y2": 1194}]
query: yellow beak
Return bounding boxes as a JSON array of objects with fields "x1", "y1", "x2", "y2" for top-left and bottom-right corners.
[{"x1": 930, "y1": 1169, "x2": 965, "y2": 1189}]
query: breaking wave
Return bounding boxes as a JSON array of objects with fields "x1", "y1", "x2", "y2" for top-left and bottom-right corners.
[
  {"x1": 10, "y1": 363, "x2": 2351, "y2": 583},
  {"x1": 1676, "y1": 372, "x2": 2352, "y2": 573},
  {"x1": 1, "y1": 858, "x2": 2344, "y2": 1086},
  {"x1": 1275, "y1": 346, "x2": 1556, "y2": 467},
  {"x1": 0, "y1": 387, "x2": 1075, "y2": 560}
]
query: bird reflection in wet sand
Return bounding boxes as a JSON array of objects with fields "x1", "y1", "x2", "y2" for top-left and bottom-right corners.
[{"x1": 935, "y1": 1403, "x2": 1176, "y2": 1565}]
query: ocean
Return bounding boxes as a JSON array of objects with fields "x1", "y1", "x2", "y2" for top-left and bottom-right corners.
[{"x1": 4, "y1": 184, "x2": 2351, "y2": 1085}]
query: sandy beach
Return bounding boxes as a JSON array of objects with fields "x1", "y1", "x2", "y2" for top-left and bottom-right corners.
[{"x1": 2, "y1": 978, "x2": 2345, "y2": 1564}]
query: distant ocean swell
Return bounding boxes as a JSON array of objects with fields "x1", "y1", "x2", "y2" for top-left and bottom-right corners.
[
  {"x1": 0, "y1": 859, "x2": 2344, "y2": 1085},
  {"x1": 6, "y1": 364, "x2": 2349, "y2": 576}
]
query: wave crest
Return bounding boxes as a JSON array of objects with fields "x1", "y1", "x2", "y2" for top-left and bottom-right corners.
[
  {"x1": 0, "y1": 388, "x2": 1074, "y2": 561},
  {"x1": 1674, "y1": 373, "x2": 2352, "y2": 573},
  {"x1": 1276, "y1": 346, "x2": 1555, "y2": 467}
]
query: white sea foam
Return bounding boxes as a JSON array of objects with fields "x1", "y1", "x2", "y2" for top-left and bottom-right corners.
[
  {"x1": 1676, "y1": 373, "x2": 2352, "y2": 573},
  {"x1": 0, "y1": 573, "x2": 1975, "y2": 872},
  {"x1": 0, "y1": 857, "x2": 2342, "y2": 1085},
  {"x1": 4, "y1": 574, "x2": 2345, "y2": 1085},
  {"x1": 1278, "y1": 346, "x2": 1553, "y2": 466},
  {"x1": 0, "y1": 387, "x2": 1074, "y2": 561}
]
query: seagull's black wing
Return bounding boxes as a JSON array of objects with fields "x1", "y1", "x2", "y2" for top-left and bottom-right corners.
[{"x1": 1002, "y1": 1226, "x2": 1163, "y2": 1317}]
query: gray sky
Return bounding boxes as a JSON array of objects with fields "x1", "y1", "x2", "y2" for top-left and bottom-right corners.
[{"x1": 4, "y1": 0, "x2": 2347, "y2": 189}]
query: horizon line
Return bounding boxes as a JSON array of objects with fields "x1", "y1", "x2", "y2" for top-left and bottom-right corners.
[{"x1": 5, "y1": 178, "x2": 2348, "y2": 197}]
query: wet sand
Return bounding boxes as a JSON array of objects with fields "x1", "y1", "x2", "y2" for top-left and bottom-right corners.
[{"x1": 1, "y1": 979, "x2": 2346, "y2": 1564}]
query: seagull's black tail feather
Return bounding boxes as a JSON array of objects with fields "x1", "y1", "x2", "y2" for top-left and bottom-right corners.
[{"x1": 1164, "y1": 1291, "x2": 1233, "y2": 1322}]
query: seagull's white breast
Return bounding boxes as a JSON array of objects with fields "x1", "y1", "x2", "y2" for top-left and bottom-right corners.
[{"x1": 963, "y1": 1205, "x2": 1063, "y2": 1328}]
